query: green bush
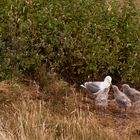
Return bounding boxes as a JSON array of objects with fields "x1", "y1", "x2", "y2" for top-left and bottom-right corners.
[{"x1": 0, "y1": 0, "x2": 140, "y2": 86}]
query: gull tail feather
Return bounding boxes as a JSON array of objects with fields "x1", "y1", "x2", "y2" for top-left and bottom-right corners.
[{"x1": 80, "y1": 84, "x2": 86, "y2": 88}]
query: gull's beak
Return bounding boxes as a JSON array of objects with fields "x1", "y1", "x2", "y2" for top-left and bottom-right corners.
[{"x1": 109, "y1": 81, "x2": 112, "y2": 85}]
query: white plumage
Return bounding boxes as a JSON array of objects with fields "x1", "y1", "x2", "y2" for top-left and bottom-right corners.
[{"x1": 80, "y1": 76, "x2": 112, "y2": 96}]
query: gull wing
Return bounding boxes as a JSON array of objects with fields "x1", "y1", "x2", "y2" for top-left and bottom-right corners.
[
  {"x1": 84, "y1": 82, "x2": 101, "y2": 93},
  {"x1": 130, "y1": 88, "x2": 140, "y2": 95},
  {"x1": 116, "y1": 95, "x2": 131, "y2": 107}
]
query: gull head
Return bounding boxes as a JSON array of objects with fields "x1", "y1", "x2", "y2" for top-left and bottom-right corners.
[
  {"x1": 112, "y1": 85, "x2": 119, "y2": 93},
  {"x1": 121, "y1": 84, "x2": 130, "y2": 90},
  {"x1": 104, "y1": 76, "x2": 112, "y2": 85}
]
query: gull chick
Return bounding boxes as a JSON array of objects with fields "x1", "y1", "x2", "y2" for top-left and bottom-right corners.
[
  {"x1": 121, "y1": 84, "x2": 140, "y2": 103},
  {"x1": 112, "y1": 85, "x2": 131, "y2": 112},
  {"x1": 95, "y1": 88, "x2": 109, "y2": 111},
  {"x1": 80, "y1": 76, "x2": 112, "y2": 96}
]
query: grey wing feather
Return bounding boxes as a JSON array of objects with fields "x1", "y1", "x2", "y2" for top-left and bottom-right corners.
[
  {"x1": 85, "y1": 82, "x2": 101, "y2": 93},
  {"x1": 124, "y1": 88, "x2": 140, "y2": 102},
  {"x1": 130, "y1": 88, "x2": 140, "y2": 94},
  {"x1": 116, "y1": 99, "x2": 127, "y2": 107},
  {"x1": 116, "y1": 95, "x2": 131, "y2": 107}
]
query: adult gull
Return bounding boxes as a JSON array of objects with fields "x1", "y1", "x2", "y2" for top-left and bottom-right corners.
[{"x1": 80, "y1": 76, "x2": 112, "y2": 95}]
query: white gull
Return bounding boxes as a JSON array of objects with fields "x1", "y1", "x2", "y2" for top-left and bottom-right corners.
[{"x1": 80, "y1": 76, "x2": 112, "y2": 96}]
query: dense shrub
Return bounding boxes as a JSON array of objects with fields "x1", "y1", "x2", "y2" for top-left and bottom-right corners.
[{"x1": 0, "y1": 0, "x2": 140, "y2": 86}]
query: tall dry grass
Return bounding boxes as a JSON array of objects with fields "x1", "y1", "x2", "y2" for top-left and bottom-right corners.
[
  {"x1": 0, "y1": 99, "x2": 117, "y2": 140},
  {"x1": 0, "y1": 79, "x2": 140, "y2": 140}
]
